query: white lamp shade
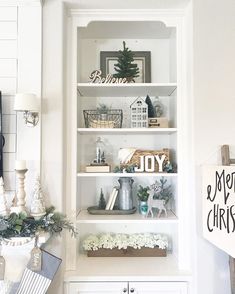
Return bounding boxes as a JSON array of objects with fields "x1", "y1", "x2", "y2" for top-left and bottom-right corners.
[{"x1": 14, "y1": 93, "x2": 40, "y2": 112}]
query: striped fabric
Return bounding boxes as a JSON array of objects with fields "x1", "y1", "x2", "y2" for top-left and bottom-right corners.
[
  {"x1": 16, "y1": 268, "x2": 51, "y2": 294},
  {"x1": 11, "y1": 250, "x2": 62, "y2": 294}
]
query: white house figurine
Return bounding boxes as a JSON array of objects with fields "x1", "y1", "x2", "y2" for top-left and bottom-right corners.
[{"x1": 130, "y1": 97, "x2": 148, "y2": 128}]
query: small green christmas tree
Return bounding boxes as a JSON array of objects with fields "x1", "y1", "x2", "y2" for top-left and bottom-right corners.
[
  {"x1": 98, "y1": 189, "x2": 106, "y2": 209},
  {"x1": 113, "y1": 41, "x2": 140, "y2": 82},
  {"x1": 145, "y1": 95, "x2": 155, "y2": 118}
]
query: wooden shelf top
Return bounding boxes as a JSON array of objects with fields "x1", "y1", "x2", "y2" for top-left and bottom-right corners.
[{"x1": 77, "y1": 83, "x2": 177, "y2": 97}]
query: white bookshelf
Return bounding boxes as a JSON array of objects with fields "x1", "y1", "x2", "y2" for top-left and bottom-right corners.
[{"x1": 65, "y1": 8, "x2": 192, "y2": 294}]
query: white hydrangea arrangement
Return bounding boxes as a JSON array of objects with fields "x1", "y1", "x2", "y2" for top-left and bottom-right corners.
[{"x1": 83, "y1": 233, "x2": 168, "y2": 251}]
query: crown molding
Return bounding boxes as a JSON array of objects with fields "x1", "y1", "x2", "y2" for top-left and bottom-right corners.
[
  {"x1": 68, "y1": 8, "x2": 185, "y2": 28},
  {"x1": 0, "y1": 0, "x2": 41, "y2": 7}
]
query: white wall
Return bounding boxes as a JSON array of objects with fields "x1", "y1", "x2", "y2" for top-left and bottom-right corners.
[
  {"x1": 0, "y1": 2, "x2": 41, "y2": 207},
  {"x1": 17, "y1": 4, "x2": 41, "y2": 207},
  {"x1": 0, "y1": 7, "x2": 17, "y2": 199},
  {"x1": 193, "y1": 0, "x2": 235, "y2": 293}
]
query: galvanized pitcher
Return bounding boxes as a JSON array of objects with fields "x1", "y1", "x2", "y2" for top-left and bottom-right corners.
[{"x1": 118, "y1": 177, "x2": 134, "y2": 210}]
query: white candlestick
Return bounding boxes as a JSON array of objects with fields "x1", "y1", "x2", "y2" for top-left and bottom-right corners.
[
  {"x1": 15, "y1": 160, "x2": 26, "y2": 170},
  {"x1": 15, "y1": 169, "x2": 28, "y2": 214}
]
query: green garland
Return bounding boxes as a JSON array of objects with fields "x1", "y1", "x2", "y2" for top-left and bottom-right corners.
[{"x1": 0, "y1": 206, "x2": 76, "y2": 240}]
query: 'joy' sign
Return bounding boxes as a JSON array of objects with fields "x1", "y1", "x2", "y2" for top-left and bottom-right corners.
[
  {"x1": 202, "y1": 165, "x2": 235, "y2": 257},
  {"x1": 134, "y1": 155, "x2": 166, "y2": 172}
]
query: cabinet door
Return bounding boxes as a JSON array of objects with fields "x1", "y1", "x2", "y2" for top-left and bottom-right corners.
[
  {"x1": 129, "y1": 282, "x2": 187, "y2": 294},
  {"x1": 68, "y1": 282, "x2": 128, "y2": 294}
]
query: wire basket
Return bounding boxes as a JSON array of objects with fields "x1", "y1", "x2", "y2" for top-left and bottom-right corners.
[{"x1": 83, "y1": 109, "x2": 123, "y2": 128}]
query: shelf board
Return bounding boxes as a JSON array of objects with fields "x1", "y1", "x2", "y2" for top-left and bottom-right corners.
[
  {"x1": 77, "y1": 128, "x2": 177, "y2": 135},
  {"x1": 77, "y1": 209, "x2": 178, "y2": 224},
  {"x1": 64, "y1": 254, "x2": 191, "y2": 282},
  {"x1": 77, "y1": 172, "x2": 177, "y2": 178},
  {"x1": 77, "y1": 83, "x2": 177, "y2": 97}
]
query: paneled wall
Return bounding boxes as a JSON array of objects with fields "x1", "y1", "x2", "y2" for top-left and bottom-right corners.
[
  {"x1": 0, "y1": 2, "x2": 41, "y2": 207},
  {"x1": 0, "y1": 7, "x2": 17, "y2": 199}
]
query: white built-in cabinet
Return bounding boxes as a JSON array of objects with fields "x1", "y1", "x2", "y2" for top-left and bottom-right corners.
[
  {"x1": 65, "y1": 8, "x2": 192, "y2": 294},
  {"x1": 68, "y1": 281, "x2": 187, "y2": 294}
]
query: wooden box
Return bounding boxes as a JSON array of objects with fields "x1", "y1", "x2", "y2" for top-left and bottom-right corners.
[
  {"x1": 121, "y1": 148, "x2": 170, "y2": 172},
  {"x1": 86, "y1": 246, "x2": 167, "y2": 257},
  {"x1": 148, "y1": 117, "x2": 169, "y2": 128}
]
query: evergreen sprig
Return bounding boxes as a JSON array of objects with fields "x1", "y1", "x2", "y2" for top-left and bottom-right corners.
[
  {"x1": 153, "y1": 178, "x2": 173, "y2": 204},
  {"x1": 0, "y1": 206, "x2": 76, "y2": 240}
]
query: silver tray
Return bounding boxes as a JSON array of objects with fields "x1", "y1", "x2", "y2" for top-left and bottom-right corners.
[{"x1": 87, "y1": 206, "x2": 137, "y2": 215}]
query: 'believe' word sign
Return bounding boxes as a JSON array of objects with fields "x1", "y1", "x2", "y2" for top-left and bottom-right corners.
[
  {"x1": 134, "y1": 155, "x2": 166, "y2": 172},
  {"x1": 89, "y1": 70, "x2": 128, "y2": 84},
  {"x1": 202, "y1": 165, "x2": 235, "y2": 257}
]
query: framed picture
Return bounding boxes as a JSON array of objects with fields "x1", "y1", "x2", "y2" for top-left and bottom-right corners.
[{"x1": 100, "y1": 51, "x2": 151, "y2": 83}]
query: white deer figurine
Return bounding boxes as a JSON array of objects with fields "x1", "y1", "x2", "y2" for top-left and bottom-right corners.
[{"x1": 147, "y1": 187, "x2": 167, "y2": 218}]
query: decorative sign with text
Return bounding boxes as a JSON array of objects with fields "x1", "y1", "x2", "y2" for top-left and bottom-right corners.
[
  {"x1": 202, "y1": 165, "x2": 235, "y2": 257},
  {"x1": 89, "y1": 70, "x2": 128, "y2": 84},
  {"x1": 134, "y1": 155, "x2": 166, "y2": 173}
]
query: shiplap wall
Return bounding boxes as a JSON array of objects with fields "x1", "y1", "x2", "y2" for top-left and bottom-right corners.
[
  {"x1": 0, "y1": 7, "x2": 17, "y2": 197},
  {"x1": 0, "y1": 3, "x2": 41, "y2": 205}
]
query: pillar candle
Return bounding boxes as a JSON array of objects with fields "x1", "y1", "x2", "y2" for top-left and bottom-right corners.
[{"x1": 15, "y1": 160, "x2": 26, "y2": 170}]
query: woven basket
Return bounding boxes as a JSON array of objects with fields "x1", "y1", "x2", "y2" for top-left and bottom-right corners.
[
  {"x1": 121, "y1": 148, "x2": 170, "y2": 172},
  {"x1": 83, "y1": 109, "x2": 123, "y2": 128}
]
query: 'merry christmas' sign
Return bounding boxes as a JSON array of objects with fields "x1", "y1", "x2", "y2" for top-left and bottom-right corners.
[{"x1": 202, "y1": 165, "x2": 235, "y2": 257}]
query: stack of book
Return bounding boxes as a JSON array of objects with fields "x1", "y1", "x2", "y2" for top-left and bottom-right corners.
[{"x1": 105, "y1": 187, "x2": 119, "y2": 210}]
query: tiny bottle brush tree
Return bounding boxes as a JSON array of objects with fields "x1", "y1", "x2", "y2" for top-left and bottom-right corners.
[
  {"x1": 145, "y1": 95, "x2": 155, "y2": 118},
  {"x1": 98, "y1": 189, "x2": 106, "y2": 209},
  {"x1": 113, "y1": 41, "x2": 140, "y2": 82}
]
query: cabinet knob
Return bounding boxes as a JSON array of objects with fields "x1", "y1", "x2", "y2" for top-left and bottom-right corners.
[
  {"x1": 122, "y1": 288, "x2": 127, "y2": 293},
  {"x1": 130, "y1": 288, "x2": 135, "y2": 293}
]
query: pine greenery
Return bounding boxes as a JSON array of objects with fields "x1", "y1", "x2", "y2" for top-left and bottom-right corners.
[
  {"x1": 98, "y1": 189, "x2": 106, "y2": 209},
  {"x1": 0, "y1": 206, "x2": 76, "y2": 239},
  {"x1": 153, "y1": 178, "x2": 172, "y2": 204},
  {"x1": 113, "y1": 41, "x2": 140, "y2": 82}
]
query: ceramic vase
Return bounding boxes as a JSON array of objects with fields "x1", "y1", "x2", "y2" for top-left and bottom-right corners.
[{"x1": 139, "y1": 201, "x2": 148, "y2": 215}]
